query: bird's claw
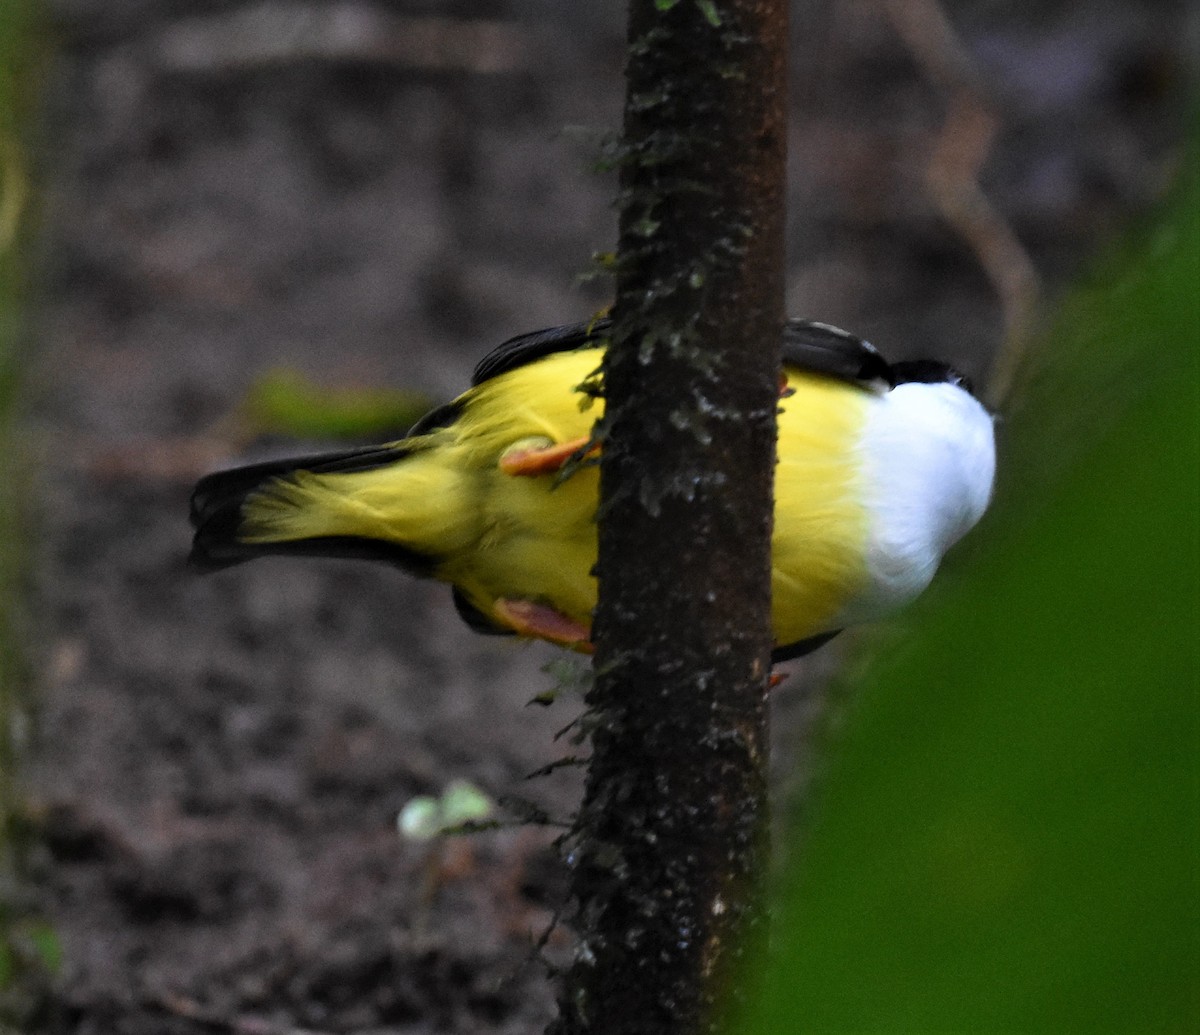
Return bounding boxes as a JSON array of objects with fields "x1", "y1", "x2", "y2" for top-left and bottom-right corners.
[
  {"x1": 499, "y1": 436, "x2": 597, "y2": 477},
  {"x1": 493, "y1": 598, "x2": 593, "y2": 651}
]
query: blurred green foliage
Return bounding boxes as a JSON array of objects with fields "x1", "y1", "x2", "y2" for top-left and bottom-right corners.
[
  {"x1": 239, "y1": 367, "x2": 433, "y2": 442},
  {"x1": 740, "y1": 142, "x2": 1199, "y2": 1031},
  {"x1": 1, "y1": 0, "x2": 37, "y2": 814},
  {"x1": 2, "y1": 0, "x2": 55, "y2": 1020},
  {"x1": 397, "y1": 779, "x2": 496, "y2": 842},
  {"x1": 0, "y1": 2, "x2": 39, "y2": 687}
]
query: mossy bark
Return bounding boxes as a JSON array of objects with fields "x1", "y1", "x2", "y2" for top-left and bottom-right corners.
[{"x1": 549, "y1": 1, "x2": 787, "y2": 1032}]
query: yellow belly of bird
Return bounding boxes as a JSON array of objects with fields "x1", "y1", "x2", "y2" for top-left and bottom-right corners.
[
  {"x1": 240, "y1": 347, "x2": 872, "y2": 648},
  {"x1": 432, "y1": 353, "x2": 604, "y2": 626},
  {"x1": 771, "y1": 389, "x2": 871, "y2": 642}
]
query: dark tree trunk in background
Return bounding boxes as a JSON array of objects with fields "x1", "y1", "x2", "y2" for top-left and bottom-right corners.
[{"x1": 549, "y1": 1, "x2": 787, "y2": 1033}]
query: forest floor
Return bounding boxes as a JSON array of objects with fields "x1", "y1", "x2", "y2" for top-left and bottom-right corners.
[{"x1": 11, "y1": 0, "x2": 1189, "y2": 1032}]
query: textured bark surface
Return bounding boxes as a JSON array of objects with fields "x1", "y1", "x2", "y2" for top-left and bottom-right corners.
[{"x1": 550, "y1": 1, "x2": 787, "y2": 1032}]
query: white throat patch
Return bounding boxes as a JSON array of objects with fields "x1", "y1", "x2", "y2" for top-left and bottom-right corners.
[{"x1": 842, "y1": 380, "x2": 996, "y2": 624}]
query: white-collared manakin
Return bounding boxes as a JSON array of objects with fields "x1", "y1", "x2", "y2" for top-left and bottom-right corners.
[{"x1": 190, "y1": 319, "x2": 995, "y2": 661}]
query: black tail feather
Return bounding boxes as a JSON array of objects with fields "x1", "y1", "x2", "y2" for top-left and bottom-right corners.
[
  {"x1": 189, "y1": 444, "x2": 406, "y2": 526},
  {"x1": 190, "y1": 530, "x2": 438, "y2": 574},
  {"x1": 188, "y1": 442, "x2": 426, "y2": 573}
]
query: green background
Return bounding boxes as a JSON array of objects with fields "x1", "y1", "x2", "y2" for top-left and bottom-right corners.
[{"x1": 743, "y1": 136, "x2": 1199, "y2": 1033}]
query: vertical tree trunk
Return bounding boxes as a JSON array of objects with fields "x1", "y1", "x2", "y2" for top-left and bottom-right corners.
[{"x1": 550, "y1": 1, "x2": 787, "y2": 1032}]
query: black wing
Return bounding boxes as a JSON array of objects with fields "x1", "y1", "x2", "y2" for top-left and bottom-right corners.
[
  {"x1": 785, "y1": 320, "x2": 978, "y2": 395},
  {"x1": 782, "y1": 320, "x2": 894, "y2": 389},
  {"x1": 452, "y1": 587, "x2": 516, "y2": 637},
  {"x1": 770, "y1": 629, "x2": 841, "y2": 663},
  {"x1": 474, "y1": 316, "x2": 900, "y2": 391},
  {"x1": 471, "y1": 317, "x2": 612, "y2": 386}
]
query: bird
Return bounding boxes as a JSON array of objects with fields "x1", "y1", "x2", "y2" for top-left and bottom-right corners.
[{"x1": 189, "y1": 318, "x2": 995, "y2": 662}]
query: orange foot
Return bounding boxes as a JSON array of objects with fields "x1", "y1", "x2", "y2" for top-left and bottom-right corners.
[
  {"x1": 493, "y1": 598, "x2": 593, "y2": 651},
  {"x1": 499, "y1": 436, "x2": 597, "y2": 477}
]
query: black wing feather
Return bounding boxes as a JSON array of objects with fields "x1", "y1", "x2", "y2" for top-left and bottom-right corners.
[
  {"x1": 782, "y1": 320, "x2": 894, "y2": 389},
  {"x1": 188, "y1": 441, "x2": 430, "y2": 572},
  {"x1": 890, "y1": 359, "x2": 974, "y2": 394},
  {"x1": 190, "y1": 531, "x2": 439, "y2": 574},
  {"x1": 473, "y1": 316, "x2": 899, "y2": 390},
  {"x1": 452, "y1": 587, "x2": 515, "y2": 636},
  {"x1": 405, "y1": 399, "x2": 466, "y2": 437},
  {"x1": 189, "y1": 443, "x2": 407, "y2": 527},
  {"x1": 471, "y1": 317, "x2": 612, "y2": 386},
  {"x1": 770, "y1": 629, "x2": 841, "y2": 663}
]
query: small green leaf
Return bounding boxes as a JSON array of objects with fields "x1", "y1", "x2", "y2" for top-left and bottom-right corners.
[
  {"x1": 654, "y1": 0, "x2": 681, "y2": 10},
  {"x1": 540, "y1": 656, "x2": 595, "y2": 699},
  {"x1": 398, "y1": 781, "x2": 495, "y2": 842},
  {"x1": 440, "y1": 780, "x2": 494, "y2": 827},
  {"x1": 241, "y1": 368, "x2": 433, "y2": 441},
  {"x1": 630, "y1": 215, "x2": 661, "y2": 238},
  {"x1": 695, "y1": 0, "x2": 722, "y2": 27},
  {"x1": 397, "y1": 796, "x2": 441, "y2": 842},
  {"x1": 25, "y1": 921, "x2": 62, "y2": 974}
]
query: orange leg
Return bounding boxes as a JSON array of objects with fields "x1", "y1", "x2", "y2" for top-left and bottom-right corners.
[
  {"x1": 493, "y1": 598, "x2": 593, "y2": 651},
  {"x1": 499, "y1": 436, "x2": 597, "y2": 477}
]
